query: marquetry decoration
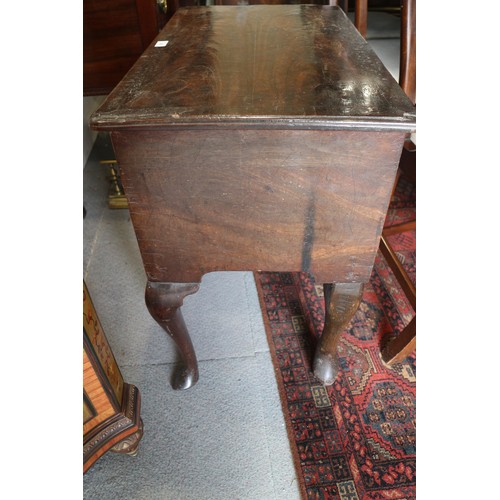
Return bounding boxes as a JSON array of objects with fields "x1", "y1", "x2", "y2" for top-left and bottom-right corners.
[{"x1": 83, "y1": 281, "x2": 143, "y2": 473}]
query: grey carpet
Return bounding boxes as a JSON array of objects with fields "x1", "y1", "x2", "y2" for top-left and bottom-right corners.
[{"x1": 83, "y1": 138, "x2": 300, "y2": 499}]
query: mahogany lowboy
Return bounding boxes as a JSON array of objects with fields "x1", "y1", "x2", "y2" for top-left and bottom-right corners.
[{"x1": 91, "y1": 5, "x2": 416, "y2": 388}]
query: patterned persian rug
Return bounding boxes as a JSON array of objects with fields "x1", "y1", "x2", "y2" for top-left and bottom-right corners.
[{"x1": 255, "y1": 178, "x2": 416, "y2": 500}]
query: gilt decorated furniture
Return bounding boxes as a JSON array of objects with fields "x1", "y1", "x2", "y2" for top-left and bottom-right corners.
[
  {"x1": 91, "y1": 5, "x2": 416, "y2": 389},
  {"x1": 83, "y1": 281, "x2": 144, "y2": 472}
]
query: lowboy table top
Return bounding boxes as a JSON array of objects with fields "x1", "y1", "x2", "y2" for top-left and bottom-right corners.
[{"x1": 91, "y1": 5, "x2": 415, "y2": 132}]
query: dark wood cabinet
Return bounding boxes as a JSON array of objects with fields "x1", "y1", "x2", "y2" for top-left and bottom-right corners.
[{"x1": 84, "y1": 0, "x2": 168, "y2": 95}]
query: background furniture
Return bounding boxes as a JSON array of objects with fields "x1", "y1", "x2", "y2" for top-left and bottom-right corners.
[
  {"x1": 379, "y1": 0, "x2": 416, "y2": 364},
  {"x1": 352, "y1": 0, "x2": 416, "y2": 364},
  {"x1": 83, "y1": 281, "x2": 144, "y2": 473},
  {"x1": 84, "y1": 0, "x2": 169, "y2": 96}
]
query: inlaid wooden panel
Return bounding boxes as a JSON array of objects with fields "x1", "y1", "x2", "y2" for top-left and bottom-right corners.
[
  {"x1": 83, "y1": 349, "x2": 117, "y2": 435},
  {"x1": 83, "y1": 283, "x2": 123, "y2": 405},
  {"x1": 83, "y1": 282, "x2": 143, "y2": 473}
]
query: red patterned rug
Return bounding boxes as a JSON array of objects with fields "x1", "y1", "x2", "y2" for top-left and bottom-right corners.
[{"x1": 255, "y1": 177, "x2": 416, "y2": 500}]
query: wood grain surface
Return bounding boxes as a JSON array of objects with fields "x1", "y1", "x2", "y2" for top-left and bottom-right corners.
[
  {"x1": 84, "y1": 0, "x2": 163, "y2": 95},
  {"x1": 91, "y1": 5, "x2": 416, "y2": 131},
  {"x1": 91, "y1": 5, "x2": 415, "y2": 285},
  {"x1": 112, "y1": 127, "x2": 405, "y2": 284}
]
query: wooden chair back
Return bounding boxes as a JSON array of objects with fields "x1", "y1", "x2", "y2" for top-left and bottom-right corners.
[{"x1": 354, "y1": 0, "x2": 415, "y2": 103}]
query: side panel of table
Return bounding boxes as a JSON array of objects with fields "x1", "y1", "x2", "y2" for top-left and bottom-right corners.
[{"x1": 111, "y1": 128, "x2": 405, "y2": 284}]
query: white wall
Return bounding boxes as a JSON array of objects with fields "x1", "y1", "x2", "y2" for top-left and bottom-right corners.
[{"x1": 83, "y1": 96, "x2": 106, "y2": 168}]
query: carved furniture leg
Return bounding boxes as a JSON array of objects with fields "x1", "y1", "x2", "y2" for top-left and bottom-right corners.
[
  {"x1": 145, "y1": 282, "x2": 200, "y2": 390},
  {"x1": 313, "y1": 282, "x2": 364, "y2": 385}
]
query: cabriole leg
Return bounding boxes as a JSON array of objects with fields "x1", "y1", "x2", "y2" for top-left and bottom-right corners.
[
  {"x1": 313, "y1": 282, "x2": 364, "y2": 385},
  {"x1": 145, "y1": 282, "x2": 200, "y2": 390}
]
